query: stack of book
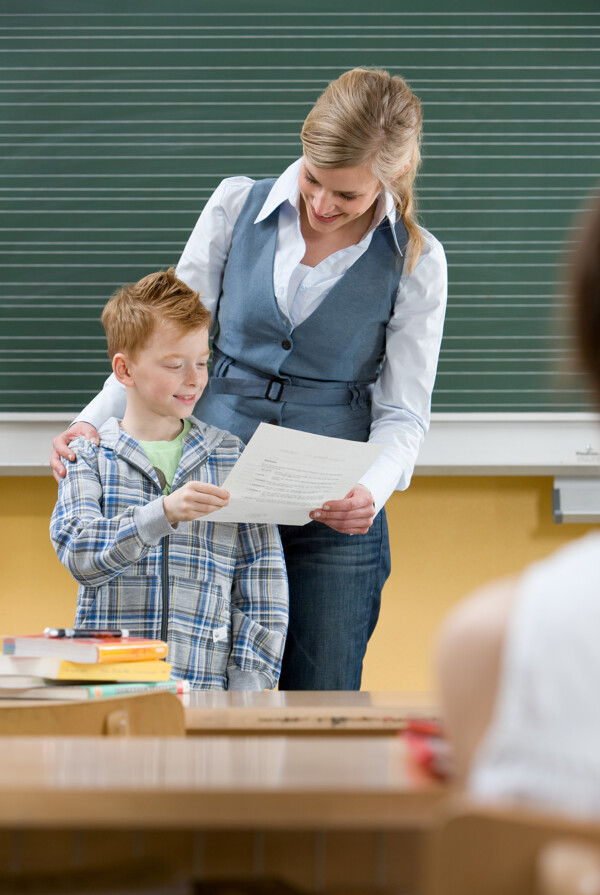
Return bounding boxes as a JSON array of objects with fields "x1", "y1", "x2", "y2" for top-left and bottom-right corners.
[{"x1": 0, "y1": 630, "x2": 189, "y2": 700}]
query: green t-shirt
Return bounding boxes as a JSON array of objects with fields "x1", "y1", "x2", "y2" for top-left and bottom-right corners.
[{"x1": 139, "y1": 419, "x2": 192, "y2": 495}]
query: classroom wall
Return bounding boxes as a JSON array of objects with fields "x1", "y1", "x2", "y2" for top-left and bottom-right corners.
[
  {"x1": 364, "y1": 476, "x2": 595, "y2": 692},
  {"x1": 1, "y1": 475, "x2": 594, "y2": 692}
]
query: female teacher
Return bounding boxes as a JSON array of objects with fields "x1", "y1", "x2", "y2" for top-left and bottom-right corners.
[{"x1": 51, "y1": 68, "x2": 447, "y2": 691}]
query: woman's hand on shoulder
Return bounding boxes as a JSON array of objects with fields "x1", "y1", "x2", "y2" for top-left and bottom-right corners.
[
  {"x1": 310, "y1": 483, "x2": 375, "y2": 534},
  {"x1": 50, "y1": 423, "x2": 99, "y2": 483}
]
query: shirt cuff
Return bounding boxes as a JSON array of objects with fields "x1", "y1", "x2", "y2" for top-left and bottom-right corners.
[
  {"x1": 359, "y1": 429, "x2": 426, "y2": 514},
  {"x1": 227, "y1": 668, "x2": 271, "y2": 691},
  {"x1": 359, "y1": 450, "x2": 408, "y2": 514},
  {"x1": 133, "y1": 498, "x2": 177, "y2": 545}
]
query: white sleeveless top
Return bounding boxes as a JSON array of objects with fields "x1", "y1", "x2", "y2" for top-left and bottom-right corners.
[{"x1": 470, "y1": 531, "x2": 600, "y2": 819}]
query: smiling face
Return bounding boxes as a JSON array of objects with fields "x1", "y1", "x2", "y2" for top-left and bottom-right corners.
[
  {"x1": 298, "y1": 158, "x2": 381, "y2": 237},
  {"x1": 114, "y1": 323, "x2": 210, "y2": 441}
]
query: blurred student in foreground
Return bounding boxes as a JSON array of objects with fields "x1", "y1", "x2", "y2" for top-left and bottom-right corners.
[{"x1": 436, "y1": 194, "x2": 600, "y2": 818}]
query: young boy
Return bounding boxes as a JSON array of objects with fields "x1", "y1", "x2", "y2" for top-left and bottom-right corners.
[{"x1": 50, "y1": 268, "x2": 288, "y2": 690}]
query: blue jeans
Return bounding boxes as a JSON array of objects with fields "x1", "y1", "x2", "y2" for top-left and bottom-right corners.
[{"x1": 277, "y1": 510, "x2": 391, "y2": 690}]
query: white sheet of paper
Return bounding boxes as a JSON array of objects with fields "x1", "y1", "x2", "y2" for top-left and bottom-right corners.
[{"x1": 208, "y1": 423, "x2": 385, "y2": 525}]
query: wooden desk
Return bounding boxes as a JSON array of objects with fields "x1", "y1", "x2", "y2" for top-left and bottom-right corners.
[
  {"x1": 0, "y1": 734, "x2": 448, "y2": 893},
  {"x1": 0, "y1": 733, "x2": 444, "y2": 828},
  {"x1": 184, "y1": 689, "x2": 438, "y2": 735},
  {"x1": 0, "y1": 690, "x2": 185, "y2": 736}
]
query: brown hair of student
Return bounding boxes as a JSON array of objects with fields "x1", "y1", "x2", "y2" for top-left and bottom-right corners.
[{"x1": 101, "y1": 267, "x2": 211, "y2": 360}]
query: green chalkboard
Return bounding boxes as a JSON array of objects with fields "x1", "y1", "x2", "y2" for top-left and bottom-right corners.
[{"x1": 1, "y1": 0, "x2": 599, "y2": 412}]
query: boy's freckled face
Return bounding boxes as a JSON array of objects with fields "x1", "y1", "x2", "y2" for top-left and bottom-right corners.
[{"x1": 127, "y1": 325, "x2": 210, "y2": 422}]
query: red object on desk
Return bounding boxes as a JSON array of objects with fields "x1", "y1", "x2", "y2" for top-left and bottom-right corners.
[
  {"x1": 404, "y1": 717, "x2": 443, "y2": 738},
  {"x1": 402, "y1": 717, "x2": 453, "y2": 782}
]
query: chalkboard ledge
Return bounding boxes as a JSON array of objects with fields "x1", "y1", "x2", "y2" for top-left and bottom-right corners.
[
  {"x1": 1, "y1": 412, "x2": 600, "y2": 478},
  {"x1": 416, "y1": 412, "x2": 600, "y2": 476}
]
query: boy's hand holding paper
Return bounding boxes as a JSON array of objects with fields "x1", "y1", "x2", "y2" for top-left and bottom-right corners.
[
  {"x1": 209, "y1": 423, "x2": 384, "y2": 525},
  {"x1": 164, "y1": 481, "x2": 230, "y2": 524}
]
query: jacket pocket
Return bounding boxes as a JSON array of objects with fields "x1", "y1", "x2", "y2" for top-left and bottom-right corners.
[
  {"x1": 168, "y1": 578, "x2": 230, "y2": 687},
  {"x1": 74, "y1": 588, "x2": 99, "y2": 629},
  {"x1": 75, "y1": 575, "x2": 163, "y2": 637}
]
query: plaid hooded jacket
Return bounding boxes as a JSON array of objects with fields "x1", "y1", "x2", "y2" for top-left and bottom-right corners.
[{"x1": 50, "y1": 417, "x2": 288, "y2": 690}]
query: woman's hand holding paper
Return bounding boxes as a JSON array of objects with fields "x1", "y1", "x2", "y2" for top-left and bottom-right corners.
[{"x1": 310, "y1": 483, "x2": 376, "y2": 534}]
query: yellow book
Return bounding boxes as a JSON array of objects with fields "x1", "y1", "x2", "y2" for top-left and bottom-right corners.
[
  {"x1": 0, "y1": 655, "x2": 172, "y2": 684},
  {"x1": 50, "y1": 659, "x2": 172, "y2": 681}
]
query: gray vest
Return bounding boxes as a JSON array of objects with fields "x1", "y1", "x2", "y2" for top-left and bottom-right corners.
[{"x1": 196, "y1": 178, "x2": 408, "y2": 444}]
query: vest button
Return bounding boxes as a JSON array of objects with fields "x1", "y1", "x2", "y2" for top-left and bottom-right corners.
[
  {"x1": 268, "y1": 419, "x2": 279, "y2": 425},
  {"x1": 281, "y1": 339, "x2": 292, "y2": 350}
]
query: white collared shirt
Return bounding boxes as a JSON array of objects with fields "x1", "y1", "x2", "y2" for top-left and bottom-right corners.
[{"x1": 79, "y1": 159, "x2": 447, "y2": 513}]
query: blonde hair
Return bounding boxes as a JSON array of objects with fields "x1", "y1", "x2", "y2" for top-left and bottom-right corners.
[
  {"x1": 301, "y1": 68, "x2": 423, "y2": 272},
  {"x1": 101, "y1": 267, "x2": 211, "y2": 359}
]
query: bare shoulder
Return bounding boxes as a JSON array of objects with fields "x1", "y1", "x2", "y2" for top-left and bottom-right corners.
[
  {"x1": 435, "y1": 576, "x2": 520, "y2": 782},
  {"x1": 438, "y1": 576, "x2": 519, "y2": 656}
]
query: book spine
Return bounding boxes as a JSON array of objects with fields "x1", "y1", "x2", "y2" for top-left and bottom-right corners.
[
  {"x1": 95, "y1": 645, "x2": 168, "y2": 663},
  {"x1": 86, "y1": 680, "x2": 189, "y2": 699},
  {"x1": 56, "y1": 660, "x2": 172, "y2": 681}
]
